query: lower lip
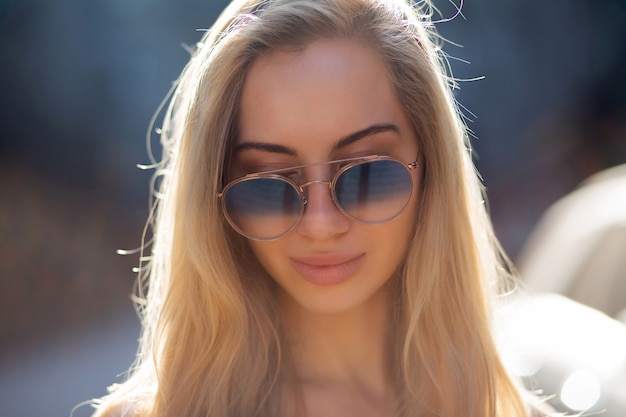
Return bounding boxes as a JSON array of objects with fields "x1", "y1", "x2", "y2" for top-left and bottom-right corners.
[{"x1": 291, "y1": 255, "x2": 365, "y2": 286}]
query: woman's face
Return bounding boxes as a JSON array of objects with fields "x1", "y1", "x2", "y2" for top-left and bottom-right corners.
[{"x1": 232, "y1": 38, "x2": 421, "y2": 315}]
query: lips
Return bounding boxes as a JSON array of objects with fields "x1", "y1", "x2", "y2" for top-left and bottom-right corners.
[{"x1": 290, "y1": 253, "x2": 365, "y2": 286}]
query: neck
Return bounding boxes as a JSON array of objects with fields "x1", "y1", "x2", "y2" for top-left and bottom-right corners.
[{"x1": 278, "y1": 285, "x2": 393, "y2": 391}]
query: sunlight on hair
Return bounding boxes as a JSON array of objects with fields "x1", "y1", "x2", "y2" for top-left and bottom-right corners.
[{"x1": 560, "y1": 369, "x2": 602, "y2": 411}]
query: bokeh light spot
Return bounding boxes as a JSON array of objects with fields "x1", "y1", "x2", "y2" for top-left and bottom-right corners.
[{"x1": 560, "y1": 369, "x2": 601, "y2": 411}]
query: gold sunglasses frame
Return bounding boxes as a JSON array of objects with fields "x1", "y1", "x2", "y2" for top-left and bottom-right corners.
[{"x1": 217, "y1": 154, "x2": 418, "y2": 241}]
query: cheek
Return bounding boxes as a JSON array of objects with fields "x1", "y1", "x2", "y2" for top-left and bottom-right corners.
[
  {"x1": 406, "y1": 173, "x2": 422, "y2": 231},
  {"x1": 399, "y1": 180, "x2": 420, "y2": 232},
  {"x1": 387, "y1": 212, "x2": 417, "y2": 259},
  {"x1": 386, "y1": 186, "x2": 420, "y2": 256},
  {"x1": 247, "y1": 240, "x2": 283, "y2": 278},
  {"x1": 248, "y1": 241, "x2": 268, "y2": 264}
]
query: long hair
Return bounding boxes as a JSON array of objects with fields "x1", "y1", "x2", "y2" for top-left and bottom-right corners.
[{"x1": 93, "y1": 1, "x2": 532, "y2": 416}]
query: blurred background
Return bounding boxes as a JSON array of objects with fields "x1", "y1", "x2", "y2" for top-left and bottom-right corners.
[{"x1": 0, "y1": 0, "x2": 624, "y2": 416}]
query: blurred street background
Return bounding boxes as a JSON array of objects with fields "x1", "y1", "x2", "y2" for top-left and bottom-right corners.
[{"x1": 0, "y1": 1, "x2": 625, "y2": 416}]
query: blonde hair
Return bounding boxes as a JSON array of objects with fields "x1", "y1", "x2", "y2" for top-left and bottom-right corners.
[{"x1": 93, "y1": 0, "x2": 534, "y2": 416}]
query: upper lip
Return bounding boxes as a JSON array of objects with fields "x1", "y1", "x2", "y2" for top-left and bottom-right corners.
[{"x1": 290, "y1": 252, "x2": 364, "y2": 267}]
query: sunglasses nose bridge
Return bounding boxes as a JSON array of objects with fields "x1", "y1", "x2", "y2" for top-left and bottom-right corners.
[{"x1": 299, "y1": 180, "x2": 334, "y2": 207}]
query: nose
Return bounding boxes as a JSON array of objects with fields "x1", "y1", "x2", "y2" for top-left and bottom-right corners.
[{"x1": 295, "y1": 181, "x2": 351, "y2": 240}]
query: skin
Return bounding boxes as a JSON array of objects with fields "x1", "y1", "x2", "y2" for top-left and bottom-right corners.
[{"x1": 234, "y1": 38, "x2": 421, "y2": 417}]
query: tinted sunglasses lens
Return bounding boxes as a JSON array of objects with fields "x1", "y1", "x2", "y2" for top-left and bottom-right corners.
[
  {"x1": 335, "y1": 159, "x2": 413, "y2": 222},
  {"x1": 223, "y1": 177, "x2": 301, "y2": 239}
]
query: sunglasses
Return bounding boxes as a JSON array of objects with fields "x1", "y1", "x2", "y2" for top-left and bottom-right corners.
[{"x1": 217, "y1": 155, "x2": 418, "y2": 241}]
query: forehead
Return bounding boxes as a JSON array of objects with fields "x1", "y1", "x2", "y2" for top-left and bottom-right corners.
[{"x1": 237, "y1": 38, "x2": 414, "y2": 158}]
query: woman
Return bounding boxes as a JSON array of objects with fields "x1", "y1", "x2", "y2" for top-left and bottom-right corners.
[{"x1": 93, "y1": 0, "x2": 549, "y2": 416}]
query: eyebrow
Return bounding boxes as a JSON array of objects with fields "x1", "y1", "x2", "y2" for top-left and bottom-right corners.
[{"x1": 233, "y1": 123, "x2": 400, "y2": 156}]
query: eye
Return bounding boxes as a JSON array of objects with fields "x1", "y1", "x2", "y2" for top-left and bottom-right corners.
[
  {"x1": 335, "y1": 161, "x2": 353, "y2": 170},
  {"x1": 281, "y1": 169, "x2": 303, "y2": 183}
]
